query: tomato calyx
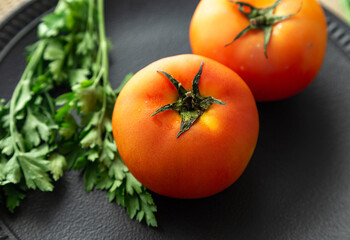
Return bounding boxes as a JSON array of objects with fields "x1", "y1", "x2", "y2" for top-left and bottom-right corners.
[
  {"x1": 152, "y1": 62, "x2": 226, "y2": 138},
  {"x1": 226, "y1": 0, "x2": 301, "y2": 58}
]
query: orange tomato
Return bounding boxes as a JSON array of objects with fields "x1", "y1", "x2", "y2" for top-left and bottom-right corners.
[
  {"x1": 112, "y1": 54, "x2": 259, "y2": 198},
  {"x1": 190, "y1": 0, "x2": 327, "y2": 101}
]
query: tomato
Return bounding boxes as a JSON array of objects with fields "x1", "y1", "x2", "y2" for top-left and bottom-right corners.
[
  {"x1": 190, "y1": 0, "x2": 327, "y2": 101},
  {"x1": 112, "y1": 54, "x2": 259, "y2": 198}
]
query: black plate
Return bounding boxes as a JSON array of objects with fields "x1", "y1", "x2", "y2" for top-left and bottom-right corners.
[{"x1": 1, "y1": 1, "x2": 350, "y2": 239}]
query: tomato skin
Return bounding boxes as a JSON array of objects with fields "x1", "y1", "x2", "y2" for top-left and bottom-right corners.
[
  {"x1": 190, "y1": 0, "x2": 327, "y2": 101},
  {"x1": 112, "y1": 54, "x2": 259, "y2": 198}
]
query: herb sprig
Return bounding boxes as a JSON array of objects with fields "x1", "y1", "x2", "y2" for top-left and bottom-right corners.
[{"x1": 0, "y1": 0, "x2": 157, "y2": 227}]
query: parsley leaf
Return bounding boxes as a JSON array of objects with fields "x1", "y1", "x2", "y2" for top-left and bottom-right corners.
[
  {"x1": 3, "y1": 184, "x2": 26, "y2": 213},
  {"x1": 0, "y1": 0, "x2": 157, "y2": 227},
  {"x1": 0, "y1": 0, "x2": 92, "y2": 212},
  {"x1": 49, "y1": 153, "x2": 67, "y2": 181}
]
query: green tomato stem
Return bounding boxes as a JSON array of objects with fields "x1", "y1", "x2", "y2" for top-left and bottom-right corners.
[
  {"x1": 227, "y1": 0, "x2": 300, "y2": 58},
  {"x1": 152, "y1": 62, "x2": 226, "y2": 138}
]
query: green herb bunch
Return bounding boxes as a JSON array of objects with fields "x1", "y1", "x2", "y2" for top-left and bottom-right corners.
[{"x1": 0, "y1": 0, "x2": 157, "y2": 227}]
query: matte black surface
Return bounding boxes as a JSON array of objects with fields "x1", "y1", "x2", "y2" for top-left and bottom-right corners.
[{"x1": 1, "y1": 0, "x2": 350, "y2": 239}]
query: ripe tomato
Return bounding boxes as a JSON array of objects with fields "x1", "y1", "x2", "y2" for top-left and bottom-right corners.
[
  {"x1": 190, "y1": 0, "x2": 327, "y2": 101},
  {"x1": 112, "y1": 54, "x2": 259, "y2": 198}
]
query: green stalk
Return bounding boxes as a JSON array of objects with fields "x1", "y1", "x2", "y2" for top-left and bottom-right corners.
[
  {"x1": 9, "y1": 40, "x2": 47, "y2": 152},
  {"x1": 98, "y1": 0, "x2": 109, "y2": 84},
  {"x1": 88, "y1": 0, "x2": 95, "y2": 33},
  {"x1": 153, "y1": 62, "x2": 226, "y2": 138},
  {"x1": 97, "y1": 0, "x2": 115, "y2": 123}
]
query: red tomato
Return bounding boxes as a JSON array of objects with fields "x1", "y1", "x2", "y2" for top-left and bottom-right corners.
[
  {"x1": 190, "y1": 0, "x2": 327, "y2": 101},
  {"x1": 112, "y1": 54, "x2": 259, "y2": 198}
]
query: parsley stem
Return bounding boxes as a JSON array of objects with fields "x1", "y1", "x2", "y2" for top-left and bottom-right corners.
[
  {"x1": 97, "y1": 0, "x2": 108, "y2": 84},
  {"x1": 96, "y1": 0, "x2": 111, "y2": 125},
  {"x1": 92, "y1": 67, "x2": 104, "y2": 88},
  {"x1": 88, "y1": 0, "x2": 94, "y2": 33},
  {"x1": 45, "y1": 92, "x2": 55, "y2": 115},
  {"x1": 21, "y1": 41, "x2": 46, "y2": 82},
  {"x1": 9, "y1": 40, "x2": 46, "y2": 153}
]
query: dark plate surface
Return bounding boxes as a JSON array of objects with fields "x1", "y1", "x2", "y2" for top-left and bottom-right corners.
[{"x1": 1, "y1": 0, "x2": 350, "y2": 239}]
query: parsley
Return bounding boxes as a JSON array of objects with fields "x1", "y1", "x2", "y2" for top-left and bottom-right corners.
[{"x1": 0, "y1": 0, "x2": 157, "y2": 227}]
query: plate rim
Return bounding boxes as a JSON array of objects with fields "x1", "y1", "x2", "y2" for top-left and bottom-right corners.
[
  {"x1": 0, "y1": 0, "x2": 349, "y2": 239},
  {"x1": 1, "y1": 1, "x2": 349, "y2": 63},
  {"x1": 0, "y1": 0, "x2": 58, "y2": 63}
]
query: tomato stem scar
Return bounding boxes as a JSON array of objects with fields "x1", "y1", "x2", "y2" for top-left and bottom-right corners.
[
  {"x1": 226, "y1": 0, "x2": 302, "y2": 58},
  {"x1": 152, "y1": 62, "x2": 226, "y2": 138}
]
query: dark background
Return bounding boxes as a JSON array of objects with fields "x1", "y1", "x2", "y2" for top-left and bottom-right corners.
[{"x1": 0, "y1": 0, "x2": 350, "y2": 239}]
